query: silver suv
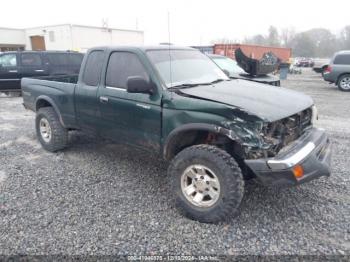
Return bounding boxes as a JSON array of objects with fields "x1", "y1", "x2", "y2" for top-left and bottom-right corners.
[{"x1": 323, "y1": 50, "x2": 350, "y2": 91}]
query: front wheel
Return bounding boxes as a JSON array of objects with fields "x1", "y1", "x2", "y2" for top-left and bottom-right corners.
[
  {"x1": 35, "y1": 107, "x2": 68, "y2": 152},
  {"x1": 338, "y1": 74, "x2": 350, "y2": 92},
  {"x1": 168, "y1": 145, "x2": 244, "y2": 223}
]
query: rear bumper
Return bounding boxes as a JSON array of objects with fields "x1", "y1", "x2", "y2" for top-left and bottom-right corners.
[
  {"x1": 323, "y1": 72, "x2": 335, "y2": 83},
  {"x1": 245, "y1": 128, "x2": 331, "y2": 186}
]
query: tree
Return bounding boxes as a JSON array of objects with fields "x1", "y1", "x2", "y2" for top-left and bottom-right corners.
[
  {"x1": 281, "y1": 27, "x2": 296, "y2": 47},
  {"x1": 340, "y1": 25, "x2": 350, "y2": 49},
  {"x1": 243, "y1": 34, "x2": 266, "y2": 45},
  {"x1": 266, "y1": 26, "x2": 280, "y2": 47},
  {"x1": 290, "y1": 32, "x2": 316, "y2": 57},
  {"x1": 304, "y1": 28, "x2": 337, "y2": 57}
]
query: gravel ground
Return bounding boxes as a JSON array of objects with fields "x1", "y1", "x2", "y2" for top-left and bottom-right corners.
[{"x1": 0, "y1": 68, "x2": 349, "y2": 256}]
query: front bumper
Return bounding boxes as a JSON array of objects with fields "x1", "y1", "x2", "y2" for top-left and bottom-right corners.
[{"x1": 245, "y1": 128, "x2": 332, "y2": 186}]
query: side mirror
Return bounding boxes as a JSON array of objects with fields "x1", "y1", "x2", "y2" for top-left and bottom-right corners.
[{"x1": 127, "y1": 76, "x2": 154, "y2": 94}]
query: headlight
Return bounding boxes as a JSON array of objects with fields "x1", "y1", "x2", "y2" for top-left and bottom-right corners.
[{"x1": 311, "y1": 105, "x2": 318, "y2": 124}]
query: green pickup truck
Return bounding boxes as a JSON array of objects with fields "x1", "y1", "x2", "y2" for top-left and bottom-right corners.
[{"x1": 22, "y1": 46, "x2": 332, "y2": 223}]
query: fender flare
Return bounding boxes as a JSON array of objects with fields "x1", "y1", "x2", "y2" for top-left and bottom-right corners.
[
  {"x1": 35, "y1": 95, "x2": 66, "y2": 127},
  {"x1": 163, "y1": 123, "x2": 241, "y2": 160}
]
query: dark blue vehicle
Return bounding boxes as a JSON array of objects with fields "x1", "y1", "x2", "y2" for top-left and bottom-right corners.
[{"x1": 0, "y1": 51, "x2": 83, "y2": 91}]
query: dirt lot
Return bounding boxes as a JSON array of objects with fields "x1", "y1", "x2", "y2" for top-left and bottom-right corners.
[{"x1": 0, "y1": 68, "x2": 349, "y2": 256}]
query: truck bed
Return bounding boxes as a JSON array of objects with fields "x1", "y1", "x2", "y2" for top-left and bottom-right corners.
[{"x1": 21, "y1": 75, "x2": 78, "y2": 128}]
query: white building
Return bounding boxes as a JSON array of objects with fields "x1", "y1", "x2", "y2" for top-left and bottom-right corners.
[{"x1": 0, "y1": 24, "x2": 144, "y2": 52}]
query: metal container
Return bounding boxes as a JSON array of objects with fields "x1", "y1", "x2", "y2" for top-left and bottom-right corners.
[{"x1": 214, "y1": 44, "x2": 292, "y2": 63}]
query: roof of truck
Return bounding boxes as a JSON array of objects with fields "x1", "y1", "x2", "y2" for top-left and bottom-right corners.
[
  {"x1": 0, "y1": 50, "x2": 82, "y2": 54},
  {"x1": 92, "y1": 45, "x2": 195, "y2": 52},
  {"x1": 335, "y1": 50, "x2": 350, "y2": 55}
]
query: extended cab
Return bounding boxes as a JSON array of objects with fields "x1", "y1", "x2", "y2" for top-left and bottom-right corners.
[{"x1": 22, "y1": 46, "x2": 332, "y2": 223}]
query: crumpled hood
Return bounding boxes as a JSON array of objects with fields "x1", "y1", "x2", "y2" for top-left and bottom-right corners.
[{"x1": 179, "y1": 79, "x2": 313, "y2": 122}]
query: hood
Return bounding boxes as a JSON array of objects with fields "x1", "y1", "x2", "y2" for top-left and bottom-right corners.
[{"x1": 178, "y1": 79, "x2": 313, "y2": 122}]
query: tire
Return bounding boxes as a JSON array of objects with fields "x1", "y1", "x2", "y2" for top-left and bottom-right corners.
[
  {"x1": 337, "y1": 74, "x2": 350, "y2": 92},
  {"x1": 168, "y1": 145, "x2": 244, "y2": 223},
  {"x1": 35, "y1": 107, "x2": 68, "y2": 152}
]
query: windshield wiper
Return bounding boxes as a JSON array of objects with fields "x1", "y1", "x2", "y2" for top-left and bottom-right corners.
[
  {"x1": 169, "y1": 79, "x2": 227, "y2": 89},
  {"x1": 169, "y1": 83, "x2": 202, "y2": 89},
  {"x1": 208, "y1": 79, "x2": 226, "y2": 84}
]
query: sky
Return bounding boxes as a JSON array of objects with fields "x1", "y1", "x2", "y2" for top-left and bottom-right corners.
[{"x1": 0, "y1": 0, "x2": 349, "y2": 45}]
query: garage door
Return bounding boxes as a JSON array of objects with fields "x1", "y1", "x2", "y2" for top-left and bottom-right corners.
[{"x1": 30, "y1": 36, "x2": 46, "y2": 51}]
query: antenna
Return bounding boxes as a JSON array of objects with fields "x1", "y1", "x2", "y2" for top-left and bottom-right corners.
[{"x1": 168, "y1": 11, "x2": 173, "y2": 89}]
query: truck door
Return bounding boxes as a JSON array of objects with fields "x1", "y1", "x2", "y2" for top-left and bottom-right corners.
[
  {"x1": 0, "y1": 53, "x2": 21, "y2": 90},
  {"x1": 75, "y1": 50, "x2": 105, "y2": 130},
  {"x1": 19, "y1": 52, "x2": 48, "y2": 78},
  {"x1": 97, "y1": 51, "x2": 162, "y2": 152}
]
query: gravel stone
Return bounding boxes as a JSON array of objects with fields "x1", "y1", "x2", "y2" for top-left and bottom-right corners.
[{"x1": 0, "y1": 68, "x2": 349, "y2": 255}]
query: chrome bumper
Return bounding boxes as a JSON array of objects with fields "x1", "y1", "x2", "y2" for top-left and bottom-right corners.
[{"x1": 245, "y1": 128, "x2": 332, "y2": 186}]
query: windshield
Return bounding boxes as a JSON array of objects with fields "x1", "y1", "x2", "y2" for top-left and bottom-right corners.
[
  {"x1": 147, "y1": 49, "x2": 229, "y2": 88},
  {"x1": 211, "y1": 56, "x2": 245, "y2": 75}
]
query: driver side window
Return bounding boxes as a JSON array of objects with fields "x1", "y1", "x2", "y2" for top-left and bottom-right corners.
[
  {"x1": 0, "y1": 54, "x2": 17, "y2": 67},
  {"x1": 105, "y1": 52, "x2": 149, "y2": 89}
]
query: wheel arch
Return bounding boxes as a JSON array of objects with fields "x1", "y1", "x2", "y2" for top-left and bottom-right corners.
[
  {"x1": 336, "y1": 72, "x2": 350, "y2": 85},
  {"x1": 163, "y1": 123, "x2": 242, "y2": 161},
  {"x1": 35, "y1": 96, "x2": 66, "y2": 127}
]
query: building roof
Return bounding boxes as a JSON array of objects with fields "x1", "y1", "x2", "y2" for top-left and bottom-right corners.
[
  {"x1": 0, "y1": 24, "x2": 143, "y2": 33},
  {"x1": 24, "y1": 23, "x2": 143, "y2": 33}
]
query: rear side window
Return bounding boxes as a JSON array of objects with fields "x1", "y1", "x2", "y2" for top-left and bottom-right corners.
[
  {"x1": 334, "y1": 54, "x2": 350, "y2": 65},
  {"x1": 0, "y1": 54, "x2": 17, "y2": 67},
  {"x1": 69, "y1": 54, "x2": 84, "y2": 66},
  {"x1": 21, "y1": 53, "x2": 42, "y2": 66},
  {"x1": 106, "y1": 52, "x2": 149, "y2": 89},
  {"x1": 47, "y1": 53, "x2": 68, "y2": 65},
  {"x1": 83, "y1": 51, "x2": 104, "y2": 86}
]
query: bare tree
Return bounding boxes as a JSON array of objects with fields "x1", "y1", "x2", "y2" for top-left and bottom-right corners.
[
  {"x1": 281, "y1": 27, "x2": 296, "y2": 47},
  {"x1": 243, "y1": 34, "x2": 266, "y2": 45},
  {"x1": 340, "y1": 25, "x2": 350, "y2": 49},
  {"x1": 266, "y1": 26, "x2": 280, "y2": 47}
]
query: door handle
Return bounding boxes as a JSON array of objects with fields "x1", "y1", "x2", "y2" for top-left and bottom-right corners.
[
  {"x1": 8, "y1": 70, "x2": 18, "y2": 73},
  {"x1": 35, "y1": 69, "x2": 44, "y2": 72},
  {"x1": 99, "y1": 96, "x2": 109, "y2": 103}
]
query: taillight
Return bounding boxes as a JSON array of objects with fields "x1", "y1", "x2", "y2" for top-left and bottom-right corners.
[{"x1": 324, "y1": 66, "x2": 332, "y2": 73}]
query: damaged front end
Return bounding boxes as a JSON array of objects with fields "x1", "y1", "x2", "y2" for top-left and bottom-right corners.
[
  {"x1": 223, "y1": 107, "x2": 314, "y2": 160},
  {"x1": 260, "y1": 107, "x2": 314, "y2": 157}
]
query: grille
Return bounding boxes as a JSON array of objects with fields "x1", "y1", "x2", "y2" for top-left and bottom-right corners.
[{"x1": 263, "y1": 107, "x2": 313, "y2": 156}]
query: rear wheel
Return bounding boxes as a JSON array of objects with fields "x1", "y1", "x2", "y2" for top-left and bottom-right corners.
[
  {"x1": 35, "y1": 107, "x2": 68, "y2": 152},
  {"x1": 168, "y1": 145, "x2": 244, "y2": 223},
  {"x1": 338, "y1": 74, "x2": 350, "y2": 92}
]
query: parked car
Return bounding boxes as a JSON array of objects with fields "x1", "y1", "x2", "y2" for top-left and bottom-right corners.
[
  {"x1": 0, "y1": 51, "x2": 84, "y2": 91},
  {"x1": 323, "y1": 50, "x2": 350, "y2": 91},
  {"x1": 296, "y1": 57, "x2": 314, "y2": 67},
  {"x1": 209, "y1": 54, "x2": 280, "y2": 86},
  {"x1": 22, "y1": 46, "x2": 331, "y2": 223}
]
